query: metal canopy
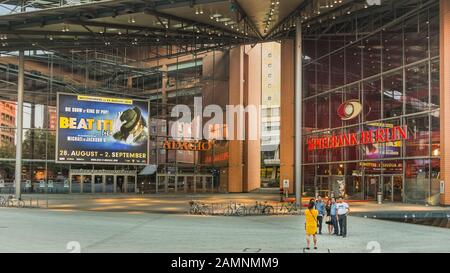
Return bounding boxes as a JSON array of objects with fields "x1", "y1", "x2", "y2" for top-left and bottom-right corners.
[
  {"x1": 0, "y1": 0, "x2": 434, "y2": 55},
  {"x1": 0, "y1": 0, "x2": 396, "y2": 52}
]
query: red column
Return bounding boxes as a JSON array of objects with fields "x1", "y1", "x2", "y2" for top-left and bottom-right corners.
[
  {"x1": 280, "y1": 39, "x2": 295, "y2": 194},
  {"x1": 440, "y1": 0, "x2": 450, "y2": 205}
]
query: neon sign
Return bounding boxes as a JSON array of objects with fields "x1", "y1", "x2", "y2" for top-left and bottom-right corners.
[
  {"x1": 163, "y1": 140, "x2": 213, "y2": 151},
  {"x1": 307, "y1": 126, "x2": 408, "y2": 151}
]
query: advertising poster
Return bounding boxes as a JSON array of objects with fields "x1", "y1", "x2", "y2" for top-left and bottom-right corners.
[
  {"x1": 363, "y1": 122, "x2": 402, "y2": 159},
  {"x1": 56, "y1": 93, "x2": 149, "y2": 165}
]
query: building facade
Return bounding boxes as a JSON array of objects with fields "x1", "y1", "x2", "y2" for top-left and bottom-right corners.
[
  {"x1": 278, "y1": 2, "x2": 442, "y2": 205},
  {"x1": 0, "y1": 0, "x2": 449, "y2": 206}
]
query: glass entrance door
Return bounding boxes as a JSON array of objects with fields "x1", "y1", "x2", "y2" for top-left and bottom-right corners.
[
  {"x1": 82, "y1": 175, "x2": 92, "y2": 193},
  {"x1": 364, "y1": 176, "x2": 381, "y2": 200},
  {"x1": 116, "y1": 176, "x2": 125, "y2": 193},
  {"x1": 71, "y1": 175, "x2": 81, "y2": 193},
  {"x1": 382, "y1": 176, "x2": 393, "y2": 202},
  {"x1": 94, "y1": 175, "x2": 103, "y2": 193},
  {"x1": 382, "y1": 175, "x2": 403, "y2": 202},
  {"x1": 126, "y1": 176, "x2": 136, "y2": 193},
  {"x1": 315, "y1": 176, "x2": 330, "y2": 198},
  {"x1": 393, "y1": 176, "x2": 403, "y2": 202},
  {"x1": 105, "y1": 175, "x2": 114, "y2": 193}
]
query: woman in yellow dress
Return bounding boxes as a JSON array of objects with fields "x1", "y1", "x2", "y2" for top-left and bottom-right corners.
[{"x1": 305, "y1": 199, "x2": 318, "y2": 250}]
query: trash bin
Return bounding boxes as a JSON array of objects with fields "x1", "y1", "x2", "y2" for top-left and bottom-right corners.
[{"x1": 377, "y1": 192, "x2": 383, "y2": 204}]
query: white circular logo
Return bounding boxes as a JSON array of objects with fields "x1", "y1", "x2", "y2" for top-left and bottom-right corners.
[{"x1": 344, "y1": 103, "x2": 354, "y2": 116}]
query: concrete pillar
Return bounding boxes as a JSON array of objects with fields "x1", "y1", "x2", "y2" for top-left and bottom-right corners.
[
  {"x1": 280, "y1": 40, "x2": 295, "y2": 195},
  {"x1": 124, "y1": 176, "x2": 128, "y2": 193},
  {"x1": 227, "y1": 46, "x2": 244, "y2": 192},
  {"x1": 202, "y1": 176, "x2": 206, "y2": 193},
  {"x1": 440, "y1": 0, "x2": 450, "y2": 205},
  {"x1": 164, "y1": 175, "x2": 168, "y2": 193},
  {"x1": 243, "y1": 44, "x2": 262, "y2": 193},
  {"x1": 193, "y1": 175, "x2": 197, "y2": 193},
  {"x1": 227, "y1": 45, "x2": 262, "y2": 193},
  {"x1": 294, "y1": 21, "x2": 303, "y2": 206},
  {"x1": 175, "y1": 175, "x2": 178, "y2": 193},
  {"x1": 14, "y1": 50, "x2": 24, "y2": 199}
]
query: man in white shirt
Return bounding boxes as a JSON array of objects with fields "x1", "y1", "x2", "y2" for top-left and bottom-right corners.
[{"x1": 336, "y1": 197, "x2": 350, "y2": 238}]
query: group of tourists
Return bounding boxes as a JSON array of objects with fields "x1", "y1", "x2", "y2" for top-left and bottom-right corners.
[{"x1": 304, "y1": 196, "x2": 350, "y2": 250}]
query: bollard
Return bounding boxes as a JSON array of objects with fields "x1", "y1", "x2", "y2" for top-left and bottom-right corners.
[{"x1": 377, "y1": 192, "x2": 383, "y2": 204}]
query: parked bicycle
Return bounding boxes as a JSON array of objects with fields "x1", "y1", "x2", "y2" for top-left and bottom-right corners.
[
  {"x1": 278, "y1": 202, "x2": 301, "y2": 215},
  {"x1": 223, "y1": 202, "x2": 247, "y2": 216},
  {"x1": 1, "y1": 195, "x2": 25, "y2": 208},
  {"x1": 0, "y1": 195, "x2": 6, "y2": 207},
  {"x1": 249, "y1": 201, "x2": 274, "y2": 215},
  {"x1": 188, "y1": 200, "x2": 212, "y2": 215}
]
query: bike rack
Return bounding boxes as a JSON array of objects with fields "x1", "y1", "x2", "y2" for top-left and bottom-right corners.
[
  {"x1": 0, "y1": 195, "x2": 49, "y2": 209},
  {"x1": 187, "y1": 200, "x2": 303, "y2": 216}
]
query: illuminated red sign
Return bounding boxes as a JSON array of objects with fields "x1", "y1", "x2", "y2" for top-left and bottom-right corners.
[{"x1": 307, "y1": 126, "x2": 408, "y2": 151}]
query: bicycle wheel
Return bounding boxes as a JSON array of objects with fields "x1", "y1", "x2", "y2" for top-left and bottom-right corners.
[
  {"x1": 201, "y1": 206, "x2": 212, "y2": 216},
  {"x1": 264, "y1": 206, "x2": 274, "y2": 215},
  {"x1": 18, "y1": 200, "x2": 25, "y2": 208},
  {"x1": 223, "y1": 208, "x2": 231, "y2": 216},
  {"x1": 190, "y1": 206, "x2": 200, "y2": 215},
  {"x1": 249, "y1": 206, "x2": 259, "y2": 215},
  {"x1": 236, "y1": 207, "x2": 246, "y2": 216}
]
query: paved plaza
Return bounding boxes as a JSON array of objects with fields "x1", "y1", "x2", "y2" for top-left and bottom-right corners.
[
  {"x1": 0, "y1": 206, "x2": 449, "y2": 253},
  {"x1": 13, "y1": 193, "x2": 450, "y2": 215}
]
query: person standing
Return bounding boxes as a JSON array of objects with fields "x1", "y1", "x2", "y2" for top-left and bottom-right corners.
[
  {"x1": 330, "y1": 197, "x2": 339, "y2": 235},
  {"x1": 314, "y1": 196, "x2": 325, "y2": 235},
  {"x1": 336, "y1": 197, "x2": 350, "y2": 238},
  {"x1": 325, "y1": 199, "x2": 333, "y2": 235},
  {"x1": 305, "y1": 199, "x2": 318, "y2": 250}
]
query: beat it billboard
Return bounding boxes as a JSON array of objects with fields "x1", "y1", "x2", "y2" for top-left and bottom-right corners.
[{"x1": 56, "y1": 93, "x2": 149, "y2": 165}]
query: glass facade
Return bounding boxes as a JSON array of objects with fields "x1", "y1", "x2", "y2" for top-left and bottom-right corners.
[
  {"x1": 0, "y1": 49, "x2": 231, "y2": 194},
  {"x1": 302, "y1": 5, "x2": 440, "y2": 204}
]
